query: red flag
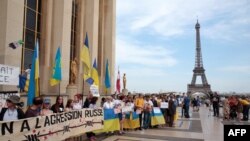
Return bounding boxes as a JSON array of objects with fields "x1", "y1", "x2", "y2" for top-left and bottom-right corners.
[{"x1": 116, "y1": 70, "x2": 121, "y2": 94}]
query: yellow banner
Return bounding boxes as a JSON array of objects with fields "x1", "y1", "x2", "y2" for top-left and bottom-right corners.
[{"x1": 0, "y1": 108, "x2": 103, "y2": 141}]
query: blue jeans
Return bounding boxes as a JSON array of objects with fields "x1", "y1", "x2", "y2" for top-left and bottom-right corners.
[{"x1": 143, "y1": 111, "x2": 151, "y2": 129}]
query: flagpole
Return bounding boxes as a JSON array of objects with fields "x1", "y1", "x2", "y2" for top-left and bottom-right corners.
[
  {"x1": 38, "y1": 78, "x2": 40, "y2": 97},
  {"x1": 59, "y1": 82, "x2": 61, "y2": 96}
]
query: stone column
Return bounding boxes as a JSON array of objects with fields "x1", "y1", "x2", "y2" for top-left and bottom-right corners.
[
  {"x1": 103, "y1": 0, "x2": 116, "y2": 95},
  {"x1": 50, "y1": 0, "x2": 72, "y2": 95},
  {"x1": 40, "y1": 0, "x2": 53, "y2": 95},
  {"x1": 82, "y1": 0, "x2": 100, "y2": 96},
  {"x1": 0, "y1": 0, "x2": 24, "y2": 91}
]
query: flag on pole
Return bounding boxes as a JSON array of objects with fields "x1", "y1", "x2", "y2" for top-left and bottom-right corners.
[
  {"x1": 105, "y1": 59, "x2": 111, "y2": 89},
  {"x1": 27, "y1": 40, "x2": 40, "y2": 105},
  {"x1": 50, "y1": 47, "x2": 62, "y2": 86},
  {"x1": 9, "y1": 40, "x2": 24, "y2": 49},
  {"x1": 116, "y1": 69, "x2": 121, "y2": 94},
  {"x1": 81, "y1": 33, "x2": 92, "y2": 84},
  {"x1": 90, "y1": 59, "x2": 99, "y2": 86}
]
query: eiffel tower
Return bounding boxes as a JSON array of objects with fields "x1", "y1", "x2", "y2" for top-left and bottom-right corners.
[{"x1": 187, "y1": 20, "x2": 212, "y2": 97}]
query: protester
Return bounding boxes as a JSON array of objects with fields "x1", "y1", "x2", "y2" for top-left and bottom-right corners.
[
  {"x1": 40, "y1": 98, "x2": 53, "y2": 116},
  {"x1": 143, "y1": 95, "x2": 153, "y2": 129},
  {"x1": 168, "y1": 95, "x2": 176, "y2": 127},
  {"x1": 101, "y1": 97, "x2": 106, "y2": 107},
  {"x1": 116, "y1": 95, "x2": 126, "y2": 134},
  {"x1": 25, "y1": 97, "x2": 43, "y2": 118},
  {"x1": 73, "y1": 95, "x2": 82, "y2": 110},
  {"x1": 51, "y1": 96, "x2": 64, "y2": 113},
  {"x1": 135, "y1": 94, "x2": 144, "y2": 130},
  {"x1": 65, "y1": 99, "x2": 74, "y2": 112},
  {"x1": 238, "y1": 96, "x2": 250, "y2": 121},
  {"x1": 0, "y1": 95, "x2": 25, "y2": 121},
  {"x1": 86, "y1": 97, "x2": 98, "y2": 141},
  {"x1": 83, "y1": 92, "x2": 93, "y2": 108},
  {"x1": 103, "y1": 96, "x2": 114, "y2": 109}
]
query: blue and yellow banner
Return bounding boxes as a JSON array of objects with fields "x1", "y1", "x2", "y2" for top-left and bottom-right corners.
[
  {"x1": 151, "y1": 107, "x2": 165, "y2": 126},
  {"x1": 124, "y1": 112, "x2": 140, "y2": 129},
  {"x1": 95, "y1": 109, "x2": 120, "y2": 133}
]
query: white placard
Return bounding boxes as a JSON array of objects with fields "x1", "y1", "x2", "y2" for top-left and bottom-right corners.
[
  {"x1": 122, "y1": 106, "x2": 132, "y2": 113},
  {"x1": 0, "y1": 91, "x2": 20, "y2": 110},
  {"x1": 153, "y1": 107, "x2": 161, "y2": 114},
  {"x1": 160, "y1": 102, "x2": 168, "y2": 109},
  {"x1": 0, "y1": 64, "x2": 20, "y2": 85},
  {"x1": 90, "y1": 85, "x2": 100, "y2": 97}
]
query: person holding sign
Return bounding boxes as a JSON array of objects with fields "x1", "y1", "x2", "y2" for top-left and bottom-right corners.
[
  {"x1": 0, "y1": 95, "x2": 25, "y2": 121},
  {"x1": 143, "y1": 95, "x2": 153, "y2": 129},
  {"x1": 135, "y1": 94, "x2": 144, "y2": 130}
]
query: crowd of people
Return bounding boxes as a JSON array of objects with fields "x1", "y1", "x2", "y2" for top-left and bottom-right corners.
[
  {"x1": 222, "y1": 95, "x2": 250, "y2": 121},
  {"x1": 0, "y1": 92, "x2": 249, "y2": 141}
]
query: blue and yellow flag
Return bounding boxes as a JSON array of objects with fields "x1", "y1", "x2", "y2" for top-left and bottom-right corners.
[
  {"x1": 104, "y1": 59, "x2": 111, "y2": 89},
  {"x1": 81, "y1": 33, "x2": 91, "y2": 83},
  {"x1": 124, "y1": 112, "x2": 140, "y2": 129},
  {"x1": 95, "y1": 109, "x2": 120, "y2": 133},
  {"x1": 91, "y1": 59, "x2": 99, "y2": 86},
  {"x1": 151, "y1": 108, "x2": 166, "y2": 126},
  {"x1": 50, "y1": 47, "x2": 62, "y2": 86},
  {"x1": 27, "y1": 40, "x2": 40, "y2": 105}
]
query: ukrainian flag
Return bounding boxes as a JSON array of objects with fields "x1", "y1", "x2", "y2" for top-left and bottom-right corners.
[
  {"x1": 124, "y1": 112, "x2": 140, "y2": 129},
  {"x1": 27, "y1": 40, "x2": 40, "y2": 105},
  {"x1": 50, "y1": 47, "x2": 62, "y2": 86},
  {"x1": 90, "y1": 59, "x2": 99, "y2": 86},
  {"x1": 104, "y1": 59, "x2": 111, "y2": 89},
  {"x1": 95, "y1": 109, "x2": 120, "y2": 133},
  {"x1": 80, "y1": 33, "x2": 91, "y2": 84},
  {"x1": 151, "y1": 107, "x2": 165, "y2": 126}
]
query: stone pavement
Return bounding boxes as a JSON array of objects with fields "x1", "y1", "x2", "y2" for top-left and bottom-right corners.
[{"x1": 81, "y1": 106, "x2": 249, "y2": 141}]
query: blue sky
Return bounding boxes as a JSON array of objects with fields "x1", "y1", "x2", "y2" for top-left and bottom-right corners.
[{"x1": 115, "y1": 0, "x2": 250, "y2": 93}]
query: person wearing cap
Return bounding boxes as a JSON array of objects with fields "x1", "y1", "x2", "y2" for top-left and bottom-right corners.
[
  {"x1": 0, "y1": 95, "x2": 25, "y2": 121},
  {"x1": 40, "y1": 98, "x2": 53, "y2": 116}
]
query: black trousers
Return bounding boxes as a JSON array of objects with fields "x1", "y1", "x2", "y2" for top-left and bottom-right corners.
[
  {"x1": 213, "y1": 103, "x2": 219, "y2": 116},
  {"x1": 243, "y1": 105, "x2": 249, "y2": 120},
  {"x1": 139, "y1": 113, "x2": 143, "y2": 128}
]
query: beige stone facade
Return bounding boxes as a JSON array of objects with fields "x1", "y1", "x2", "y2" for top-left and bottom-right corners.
[{"x1": 0, "y1": 0, "x2": 116, "y2": 103}]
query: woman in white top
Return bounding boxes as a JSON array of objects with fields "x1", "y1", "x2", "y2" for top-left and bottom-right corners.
[
  {"x1": 103, "y1": 96, "x2": 114, "y2": 109},
  {"x1": 73, "y1": 95, "x2": 82, "y2": 110}
]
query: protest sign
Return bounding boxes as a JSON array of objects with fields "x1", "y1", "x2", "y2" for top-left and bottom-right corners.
[
  {"x1": 160, "y1": 102, "x2": 168, "y2": 109},
  {"x1": 122, "y1": 106, "x2": 132, "y2": 113},
  {"x1": 153, "y1": 107, "x2": 161, "y2": 114},
  {"x1": 90, "y1": 85, "x2": 100, "y2": 97},
  {"x1": 0, "y1": 64, "x2": 20, "y2": 85},
  {"x1": 0, "y1": 108, "x2": 104, "y2": 141}
]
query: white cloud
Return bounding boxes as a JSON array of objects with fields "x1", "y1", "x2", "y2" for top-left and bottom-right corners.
[
  {"x1": 117, "y1": 0, "x2": 250, "y2": 40},
  {"x1": 116, "y1": 37, "x2": 177, "y2": 68}
]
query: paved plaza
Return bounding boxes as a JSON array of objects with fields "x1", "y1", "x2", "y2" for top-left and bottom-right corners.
[{"x1": 84, "y1": 106, "x2": 249, "y2": 141}]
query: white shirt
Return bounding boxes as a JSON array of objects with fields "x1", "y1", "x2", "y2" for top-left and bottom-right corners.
[
  {"x1": 73, "y1": 102, "x2": 82, "y2": 110},
  {"x1": 25, "y1": 69, "x2": 31, "y2": 79},
  {"x1": 144, "y1": 100, "x2": 153, "y2": 108},
  {"x1": 3, "y1": 109, "x2": 18, "y2": 121},
  {"x1": 103, "y1": 101, "x2": 114, "y2": 109}
]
